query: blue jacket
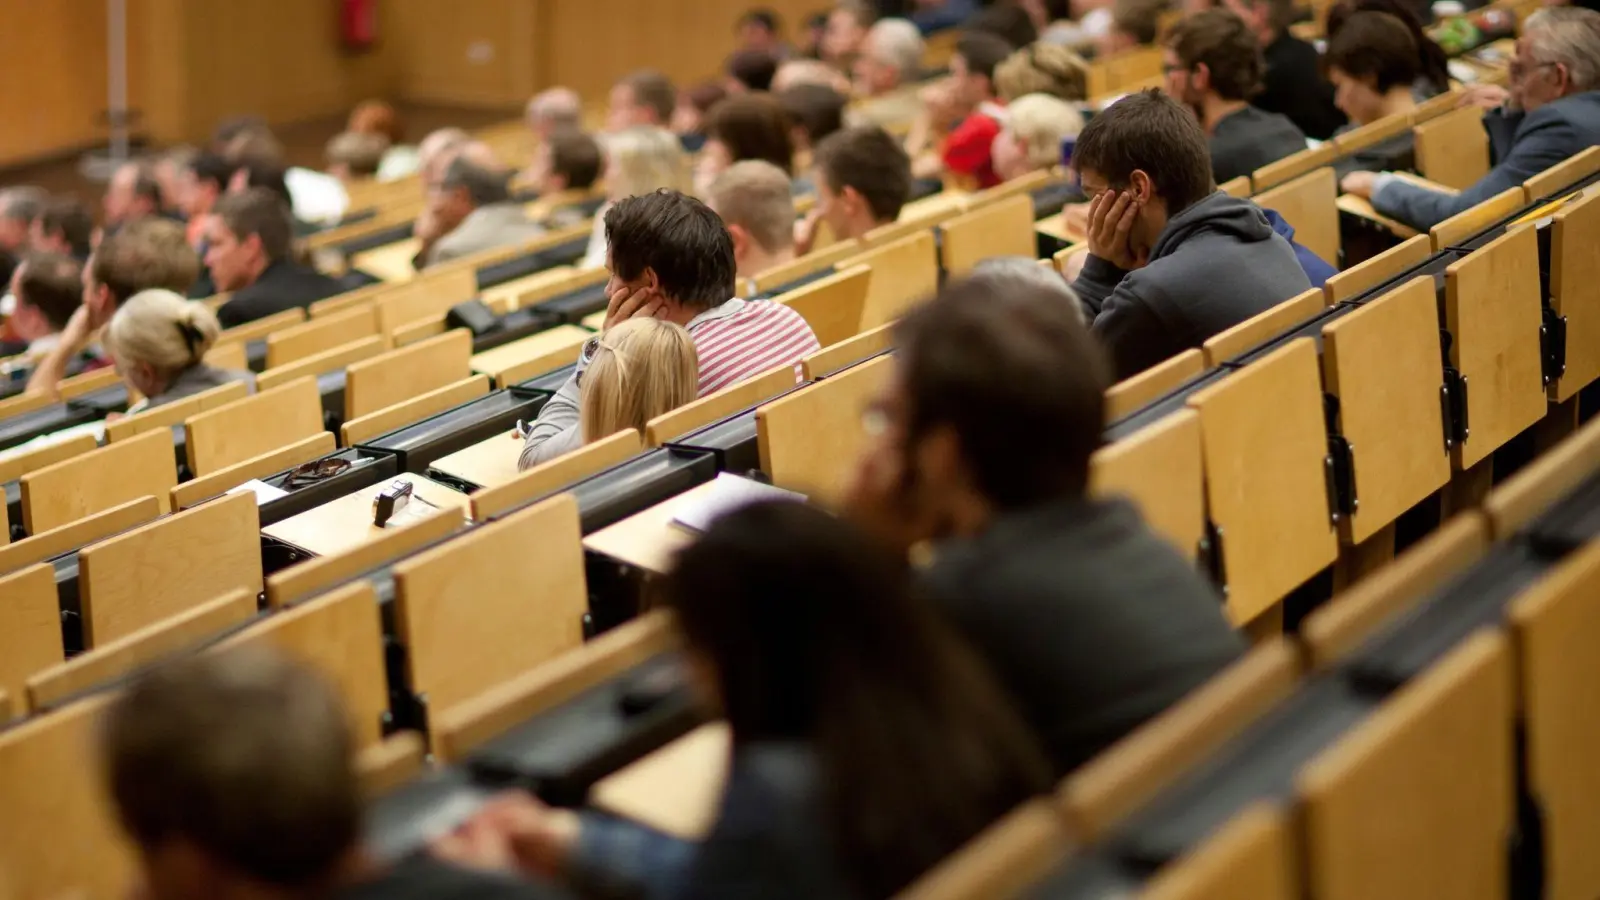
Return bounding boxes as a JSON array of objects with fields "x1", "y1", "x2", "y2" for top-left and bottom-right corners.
[
  {"x1": 1373, "y1": 90, "x2": 1600, "y2": 229},
  {"x1": 1263, "y1": 210, "x2": 1336, "y2": 288}
]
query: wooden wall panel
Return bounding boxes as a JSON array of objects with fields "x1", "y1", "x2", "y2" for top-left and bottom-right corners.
[
  {"x1": 0, "y1": 0, "x2": 113, "y2": 165},
  {"x1": 389, "y1": 0, "x2": 537, "y2": 108}
]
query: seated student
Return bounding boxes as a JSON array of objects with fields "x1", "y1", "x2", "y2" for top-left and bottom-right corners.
[
  {"x1": 850, "y1": 18, "x2": 927, "y2": 130},
  {"x1": 103, "y1": 161, "x2": 164, "y2": 233},
  {"x1": 526, "y1": 88, "x2": 584, "y2": 144},
  {"x1": 992, "y1": 93, "x2": 1086, "y2": 215},
  {"x1": 912, "y1": 0, "x2": 980, "y2": 33},
  {"x1": 725, "y1": 48, "x2": 780, "y2": 93},
  {"x1": 348, "y1": 98, "x2": 420, "y2": 182},
  {"x1": 441, "y1": 501, "x2": 1053, "y2": 899},
  {"x1": 1210, "y1": 0, "x2": 1346, "y2": 140},
  {"x1": 423, "y1": 146, "x2": 546, "y2": 268},
  {"x1": 525, "y1": 131, "x2": 606, "y2": 230},
  {"x1": 695, "y1": 94, "x2": 800, "y2": 196},
  {"x1": 671, "y1": 81, "x2": 729, "y2": 154},
  {"x1": 735, "y1": 6, "x2": 790, "y2": 58},
  {"x1": 708, "y1": 161, "x2": 800, "y2": 284},
  {"x1": 581, "y1": 127, "x2": 690, "y2": 269},
  {"x1": 966, "y1": 1, "x2": 1039, "y2": 47},
  {"x1": 580, "y1": 318, "x2": 699, "y2": 442},
  {"x1": 324, "y1": 130, "x2": 391, "y2": 183},
  {"x1": 973, "y1": 254, "x2": 1085, "y2": 322},
  {"x1": 606, "y1": 69, "x2": 678, "y2": 133},
  {"x1": 1070, "y1": 90, "x2": 1311, "y2": 377},
  {"x1": 179, "y1": 152, "x2": 234, "y2": 250},
  {"x1": 7, "y1": 252, "x2": 81, "y2": 358},
  {"x1": 207, "y1": 188, "x2": 344, "y2": 328},
  {"x1": 30, "y1": 197, "x2": 93, "y2": 260},
  {"x1": 1325, "y1": 0, "x2": 1451, "y2": 100},
  {"x1": 994, "y1": 39, "x2": 1089, "y2": 103},
  {"x1": 26, "y1": 218, "x2": 199, "y2": 396},
  {"x1": 777, "y1": 83, "x2": 848, "y2": 168},
  {"x1": 822, "y1": 0, "x2": 876, "y2": 69},
  {"x1": 911, "y1": 31, "x2": 1015, "y2": 188},
  {"x1": 1326, "y1": 12, "x2": 1423, "y2": 181},
  {"x1": 0, "y1": 187, "x2": 46, "y2": 256},
  {"x1": 1165, "y1": 10, "x2": 1308, "y2": 185},
  {"x1": 105, "y1": 289, "x2": 254, "y2": 409},
  {"x1": 1344, "y1": 7, "x2": 1600, "y2": 230},
  {"x1": 103, "y1": 648, "x2": 561, "y2": 900},
  {"x1": 772, "y1": 57, "x2": 853, "y2": 94},
  {"x1": 230, "y1": 156, "x2": 323, "y2": 238},
  {"x1": 1097, "y1": 0, "x2": 1166, "y2": 57},
  {"x1": 799, "y1": 125, "x2": 913, "y2": 252},
  {"x1": 846, "y1": 272, "x2": 1245, "y2": 774},
  {"x1": 520, "y1": 190, "x2": 819, "y2": 469}
]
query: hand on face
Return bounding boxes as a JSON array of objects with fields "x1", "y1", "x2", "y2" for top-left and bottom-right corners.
[
  {"x1": 1459, "y1": 83, "x2": 1510, "y2": 111},
  {"x1": 602, "y1": 281, "x2": 666, "y2": 331},
  {"x1": 1085, "y1": 189, "x2": 1147, "y2": 271},
  {"x1": 429, "y1": 791, "x2": 581, "y2": 879}
]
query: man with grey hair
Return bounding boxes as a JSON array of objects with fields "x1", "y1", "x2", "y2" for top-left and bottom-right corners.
[
  {"x1": 972, "y1": 256, "x2": 1086, "y2": 324},
  {"x1": 527, "y1": 87, "x2": 583, "y2": 140},
  {"x1": 423, "y1": 142, "x2": 546, "y2": 267},
  {"x1": 852, "y1": 19, "x2": 927, "y2": 129},
  {"x1": 0, "y1": 186, "x2": 45, "y2": 253},
  {"x1": 1342, "y1": 6, "x2": 1600, "y2": 229}
]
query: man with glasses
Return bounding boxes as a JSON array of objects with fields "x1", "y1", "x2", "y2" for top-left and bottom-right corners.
[{"x1": 1342, "y1": 7, "x2": 1600, "y2": 229}]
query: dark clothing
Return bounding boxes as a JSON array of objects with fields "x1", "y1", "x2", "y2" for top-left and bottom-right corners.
[
  {"x1": 1075, "y1": 190, "x2": 1312, "y2": 378},
  {"x1": 144, "y1": 364, "x2": 254, "y2": 409},
  {"x1": 1264, "y1": 210, "x2": 1337, "y2": 288},
  {"x1": 1208, "y1": 105, "x2": 1309, "y2": 185},
  {"x1": 923, "y1": 497, "x2": 1245, "y2": 775},
  {"x1": 215, "y1": 261, "x2": 345, "y2": 329},
  {"x1": 1330, "y1": 122, "x2": 1416, "y2": 182},
  {"x1": 338, "y1": 856, "x2": 569, "y2": 899},
  {"x1": 1256, "y1": 33, "x2": 1346, "y2": 141}
]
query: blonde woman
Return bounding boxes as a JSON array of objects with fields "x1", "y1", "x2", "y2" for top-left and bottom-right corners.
[
  {"x1": 992, "y1": 93, "x2": 1086, "y2": 182},
  {"x1": 581, "y1": 127, "x2": 690, "y2": 268},
  {"x1": 579, "y1": 318, "x2": 699, "y2": 444},
  {"x1": 103, "y1": 289, "x2": 254, "y2": 410},
  {"x1": 993, "y1": 42, "x2": 1090, "y2": 103}
]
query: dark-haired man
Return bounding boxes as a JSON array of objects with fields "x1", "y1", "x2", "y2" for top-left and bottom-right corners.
[
  {"x1": 104, "y1": 161, "x2": 163, "y2": 230},
  {"x1": 8, "y1": 252, "x2": 81, "y2": 358},
  {"x1": 917, "y1": 31, "x2": 1013, "y2": 187},
  {"x1": 802, "y1": 125, "x2": 912, "y2": 250},
  {"x1": 102, "y1": 647, "x2": 563, "y2": 900},
  {"x1": 31, "y1": 198, "x2": 93, "y2": 260},
  {"x1": 1070, "y1": 90, "x2": 1310, "y2": 377},
  {"x1": 207, "y1": 188, "x2": 343, "y2": 327},
  {"x1": 605, "y1": 70, "x2": 677, "y2": 132},
  {"x1": 424, "y1": 145, "x2": 545, "y2": 267},
  {"x1": 526, "y1": 131, "x2": 607, "y2": 229},
  {"x1": 735, "y1": 6, "x2": 788, "y2": 56},
  {"x1": 518, "y1": 190, "x2": 819, "y2": 469},
  {"x1": 1164, "y1": 9, "x2": 1307, "y2": 184},
  {"x1": 846, "y1": 271, "x2": 1243, "y2": 775}
]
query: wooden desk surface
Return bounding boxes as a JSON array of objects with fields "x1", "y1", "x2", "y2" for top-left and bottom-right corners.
[
  {"x1": 1337, "y1": 194, "x2": 1421, "y2": 239},
  {"x1": 351, "y1": 239, "x2": 422, "y2": 283},
  {"x1": 261, "y1": 473, "x2": 471, "y2": 558},
  {"x1": 429, "y1": 432, "x2": 525, "y2": 490},
  {"x1": 1035, "y1": 215, "x2": 1082, "y2": 244},
  {"x1": 581, "y1": 480, "x2": 722, "y2": 575},
  {"x1": 590, "y1": 723, "x2": 731, "y2": 840},
  {"x1": 469, "y1": 325, "x2": 594, "y2": 377}
]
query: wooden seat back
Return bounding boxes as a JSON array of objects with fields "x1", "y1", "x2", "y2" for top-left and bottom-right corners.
[
  {"x1": 21, "y1": 429, "x2": 176, "y2": 534},
  {"x1": 895, "y1": 801, "x2": 1073, "y2": 900},
  {"x1": 374, "y1": 266, "x2": 479, "y2": 334},
  {"x1": 470, "y1": 430, "x2": 643, "y2": 521},
  {"x1": 1104, "y1": 349, "x2": 1205, "y2": 422},
  {"x1": 838, "y1": 230, "x2": 940, "y2": 330},
  {"x1": 1429, "y1": 187, "x2": 1525, "y2": 250},
  {"x1": 104, "y1": 380, "x2": 250, "y2": 444},
  {"x1": 0, "y1": 433, "x2": 97, "y2": 486},
  {"x1": 55, "y1": 366, "x2": 121, "y2": 400},
  {"x1": 468, "y1": 325, "x2": 593, "y2": 388},
  {"x1": 264, "y1": 507, "x2": 466, "y2": 609},
  {"x1": 1546, "y1": 188, "x2": 1600, "y2": 402},
  {"x1": 1319, "y1": 276, "x2": 1452, "y2": 543},
  {"x1": 773, "y1": 264, "x2": 872, "y2": 348},
  {"x1": 0, "y1": 496, "x2": 161, "y2": 578},
  {"x1": 1187, "y1": 339, "x2": 1339, "y2": 625},
  {"x1": 184, "y1": 376, "x2": 325, "y2": 476},
  {"x1": 757, "y1": 355, "x2": 892, "y2": 506},
  {"x1": 1296, "y1": 630, "x2": 1512, "y2": 900},
  {"x1": 1201, "y1": 289, "x2": 1324, "y2": 367},
  {"x1": 939, "y1": 194, "x2": 1037, "y2": 277},
  {"x1": 216, "y1": 581, "x2": 390, "y2": 749},
  {"x1": 210, "y1": 307, "x2": 307, "y2": 346},
  {"x1": 1483, "y1": 415, "x2": 1600, "y2": 539},
  {"x1": 341, "y1": 375, "x2": 490, "y2": 447},
  {"x1": 1252, "y1": 144, "x2": 1336, "y2": 192},
  {"x1": 1090, "y1": 409, "x2": 1206, "y2": 561},
  {"x1": 646, "y1": 365, "x2": 795, "y2": 447},
  {"x1": 391, "y1": 494, "x2": 588, "y2": 723},
  {"x1": 265, "y1": 304, "x2": 383, "y2": 368},
  {"x1": 802, "y1": 322, "x2": 895, "y2": 381},
  {"x1": 171, "y1": 433, "x2": 336, "y2": 511},
  {"x1": 1254, "y1": 167, "x2": 1339, "y2": 268},
  {"x1": 1443, "y1": 224, "x2": 1546, "y2": 470},
  {"x1": 750, "y1": 240, "x2": 863, "y2": 295},
  {"x1": 0, "y1": 564, "x2": 66, "y2": 712},
  {"x1": 1522, "y1": 145, "x2": 1600, "y2": 201},
  {"x1": 78, "y1": 492, "x2": 262, "y2": 647},
  {"x1": 1321, "y1": 235, "x2": 1431, "y2": 305},
  {"x1": 345, "y1": 328, "x2": 473, "y2": 420},
  {"x1": 1139, "y1": 804, "x2": 1297, "y2": 900},
  {"x1": 1413, "y1": 106, "x2": 1490, "y2": 191}
]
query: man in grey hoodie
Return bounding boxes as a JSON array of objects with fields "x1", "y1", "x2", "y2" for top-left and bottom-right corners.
[{"x1": 1071, "y1": 90, "x2": 1312, "y2": 379}]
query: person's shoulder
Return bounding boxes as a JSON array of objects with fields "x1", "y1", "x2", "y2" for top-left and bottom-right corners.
[
  {"x1": 339, "y1": 857, "x2": 571, "y2": 900},
  {"x1": 1526, "y1": 90, "x2": 1600, "y2": 131}
]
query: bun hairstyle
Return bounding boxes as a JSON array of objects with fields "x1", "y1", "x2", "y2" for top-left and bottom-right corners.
[{"x1": 104, "y1": 288, "x2": 222, "y2": 375}]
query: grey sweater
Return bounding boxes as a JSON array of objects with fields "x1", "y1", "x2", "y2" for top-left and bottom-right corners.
[
  {"x1": 1208, "y1": 105, "x2": 1308, "y2": 185},
  {"x1": 1074, "y1": 191, "x2": 1312, "y2": 379}
]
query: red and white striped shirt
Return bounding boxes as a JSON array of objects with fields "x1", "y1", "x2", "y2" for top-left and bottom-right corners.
[{"x1": 687, "y1": 298, "x2": 821, "y2": 394}]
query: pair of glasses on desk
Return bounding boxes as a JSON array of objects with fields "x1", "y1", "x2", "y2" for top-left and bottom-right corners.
[{"x1": 284, "y1": 458, "x2": 353, "y2": 489}]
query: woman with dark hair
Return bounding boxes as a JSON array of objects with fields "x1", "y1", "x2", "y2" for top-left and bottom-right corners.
[
  {"x1": 1326, "y1": 11, "x2": 1424, "y2": 178},
  {"x1": 1326, "y1": 0, "x2": 1452, "y2": 97},
  {"x1": 695, "y1": 93, "x2": 801, "y2": 195},
  {"x1": 438, "y1": 501, "x2": 1054, "y2": 899}
]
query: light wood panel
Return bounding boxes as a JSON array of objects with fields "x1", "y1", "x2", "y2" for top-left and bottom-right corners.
[
  {"x1": 255, "y1": 335, "x2": 388, "y2": 392},
  {"x1": 265, "y1": 305, "x2": 383, "y2": 369},
  {"x1": 1254, "y1": 167, "x2": 1339, "y2": 267},
  {"x1": 1141, "y1": 804, "x2": 1297, "y2": 900},
  {"x1": 0, "y1": 0, "x2": 114, "y2": 165},
  {"x1": 1090, "y1": 410, "x2": 1205, "y2": 561},
  {"x1": 646, "y1": 365, "x2": 794, "y2": 447},
  {"x1": 897, "y1": 800, "x2": 1074, "y2": 900},
  {"x1": 104, "y1": 380, "x2": 249, "y2": 444},
  {"x1": 0, "y1": 496, "x2": 162, "y2": 578},
  {"x1": 345, "y1": 329, "x2": 473, "y2": 420},
  {"x1": 1548, "y1": 189, "x2": 1600, "y2": 403},
  {"x1": 171, "y1": 432, "x2": 337, "y2": 511},
  {"x1": 939, "y1": 194, "x2": 1038, "y2": 277},
  {"x1": 341, "y1": 375, "x2": 490, "y2": 447},
  {"x1": 470, "y1": 325, "x2": 594, "y2": 388},
  {"x1": 21, "y1": 429, "x2": 176, "y2": 534},
  {"x1": 1202, "y1": 290, "x2": 1323, "y2": 367},
  {"x1": 0, "y1": 433, "x2": 97, "y2": 486},
  {"x1": 1322, "y1": 235, "x2": 1431, "y2": 305},
  {"x1": 802, "y1": 322, "x2": 894, "y2": 381},
  {"x1": 839, "y1": 230, "x2": 940, "y2": 330},
  {"x1": 757, "y1": 355, "x2": 892, "y2": 506},
  {"x1": 774, "y1": 264, "x2": 871, "y2": 348},
  {"x1": 265, "y1": 506, "x2": 466, "y2": 609},
  {"x1": 591, "y1": 723, "x2": 732, "y2": 840},
  {"x1": 1104, "y1": 349, "x2": 1205, "y2": 422},
  {"x1": 185, "y1": 376, "x2": 325, "y2": 476},
  {"x1": 0, "y1": 564, "x2": 67, "y2": 713},
  {"x1": 261, "y1": 473, "x2": 470, "y2": 559},
  {"x1": 1414, "y1": 106, "x2": 1490, "y2": 191},
  {"x1": 469, "y1": 428, "x2": 643, "y2": 520}
]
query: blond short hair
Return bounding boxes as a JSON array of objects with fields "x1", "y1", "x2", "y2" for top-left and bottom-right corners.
[
  {"x1": 708, "y1": 160, "x2": 796, "y2": 253},
  {"x1": 603, "y1": 126, "x2": 690, "y2": 200},
  {"x1": 104, "y1": 288, "x2": 222, "y2": 376},
  {"x1": 581, "y1": 318, "x2": 699, "y2": 443},
  {"x1": 1004, "y1": 94, "x2": 1085, "y2": 171},
  {"x1": 326, "y1": 131, "x2": 390, "y2": 177},
  {"x1": 994, "y1": 43, "x2": 1090, "y2": 102}
]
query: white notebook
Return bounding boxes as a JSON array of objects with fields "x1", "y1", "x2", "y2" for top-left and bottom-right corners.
[{"x1": 670, "y1": 473, "x2": 808, "y2": 534}]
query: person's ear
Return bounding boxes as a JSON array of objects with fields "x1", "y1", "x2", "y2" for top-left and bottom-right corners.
[
  {"x1": 641, "y1": 266, "x2": 663, "y2": 297},
  {"x1": 727, "y1": 223, "x2": 751, "y2": 260},
  {"x1": 842, "y1": 185, "x2": 868, "y2": 219},
  {"x1": 914, "y1": 423, "x2": 970, "y2": 496},
  {"x1": 1129, "y1": 170, "x2": 1154, "y2": 204},
  {"x1": 245, "y1": 234, "x2": 266, "y2": 261}
]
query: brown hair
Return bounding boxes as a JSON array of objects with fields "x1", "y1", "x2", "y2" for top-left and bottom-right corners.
[
  {"x1": 90, "y1": 218, "x2": 200, "y2": 306},
  {"x1": 325, "y1": 131, "x2": 390, "y2": 178},
  {"x1": 709, "y1": 160, "x2": 797, "y2": 252},
  {"x1": 1324, "y1": 11, "x2": 1422, "y2": 93},
  {"x1": 1073, "y1": 89, "x2": 1214, "y2": 215},
  {"x1": 813, "y1": 125, "x2": 912, "y2": 224},
  {"x1": 549, "y1": 131, "x2": 604, "y2": 191},
  {"x1": 348, "y1": 99, "x2": 405, "y2": 144},
  {"x1": 16, "y1": 251, "x2": 82, "y2": 330},
  {"x1": 581, "y1": 317, "x2": 699, "y2": 442},
  {"x1": 1113, "y1": 0, "x2": 1171, "y2": 44},
  {"x1": 213, "y1": 188, "x2": 294, "y2": 264},
  {"x1": 621, "y1": 70, "x2": 678, "y2": 124},
  {"x1": 994, "y1": 42, "x2": 1090, "y2": 101},
  {"x1": 705, "y1": 93, "x2": 798, "y2": 174},
  {"x1": 101, "y1": 647, "x2": 362, "y2": 889},
  {"x1": 37, "y1": 197, "x2": 93, "y2": 258},
  {"x1": 1167, "y1": 9, "x2": 1265, "y2": 101}
]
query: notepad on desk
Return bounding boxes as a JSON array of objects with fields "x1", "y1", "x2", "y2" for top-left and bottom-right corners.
[{"x1": 669, "y1": 473, "x2": 807, "y2": 535}]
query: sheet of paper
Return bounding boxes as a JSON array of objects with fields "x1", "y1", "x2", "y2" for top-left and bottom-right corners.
[
  {"x1": 227, "y1": 478, "x2": 291, "y2": 506},
  {"x1": 670, "y1": 473, "x2": 807, "y2": 535}
]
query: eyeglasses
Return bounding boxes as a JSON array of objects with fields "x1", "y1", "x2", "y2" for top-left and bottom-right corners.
[
  {"x1": 1509, "y1": 60, "x2": 1557, "y2": 81},
  {"x1": 285, "y1": 458, "x2": 352, "y2": 489}
]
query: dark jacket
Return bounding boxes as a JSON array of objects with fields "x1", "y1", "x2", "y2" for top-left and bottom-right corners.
[
  {"x1": 1331, "y1": 121, "x2": 1416, "y2": 182},
  {"x1": 922, "y1": 497, "x2": 1245, "y2": 775},
  {"x1": 1372, "y1": 90, "x2": 1600, "y2": 229},
  {"x1": 1209, "y1": 105, "x2": 1309, "y2": 185},
  {"x1": 215, "y1": 261, "x2": 345, "y2": 329},
  {"x1": 1256, "y1": 33, "x2": 1347, "y2": 140},
  {"x1": 338, "y1": 856, "x2": 568, "y2": 899},
  {"x1": 1075, "y1": 191, "x2": 1312, "y2": 378},
  {"x1": 1264, "y1": 209, "x2": 1337, "y2": 288}
]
